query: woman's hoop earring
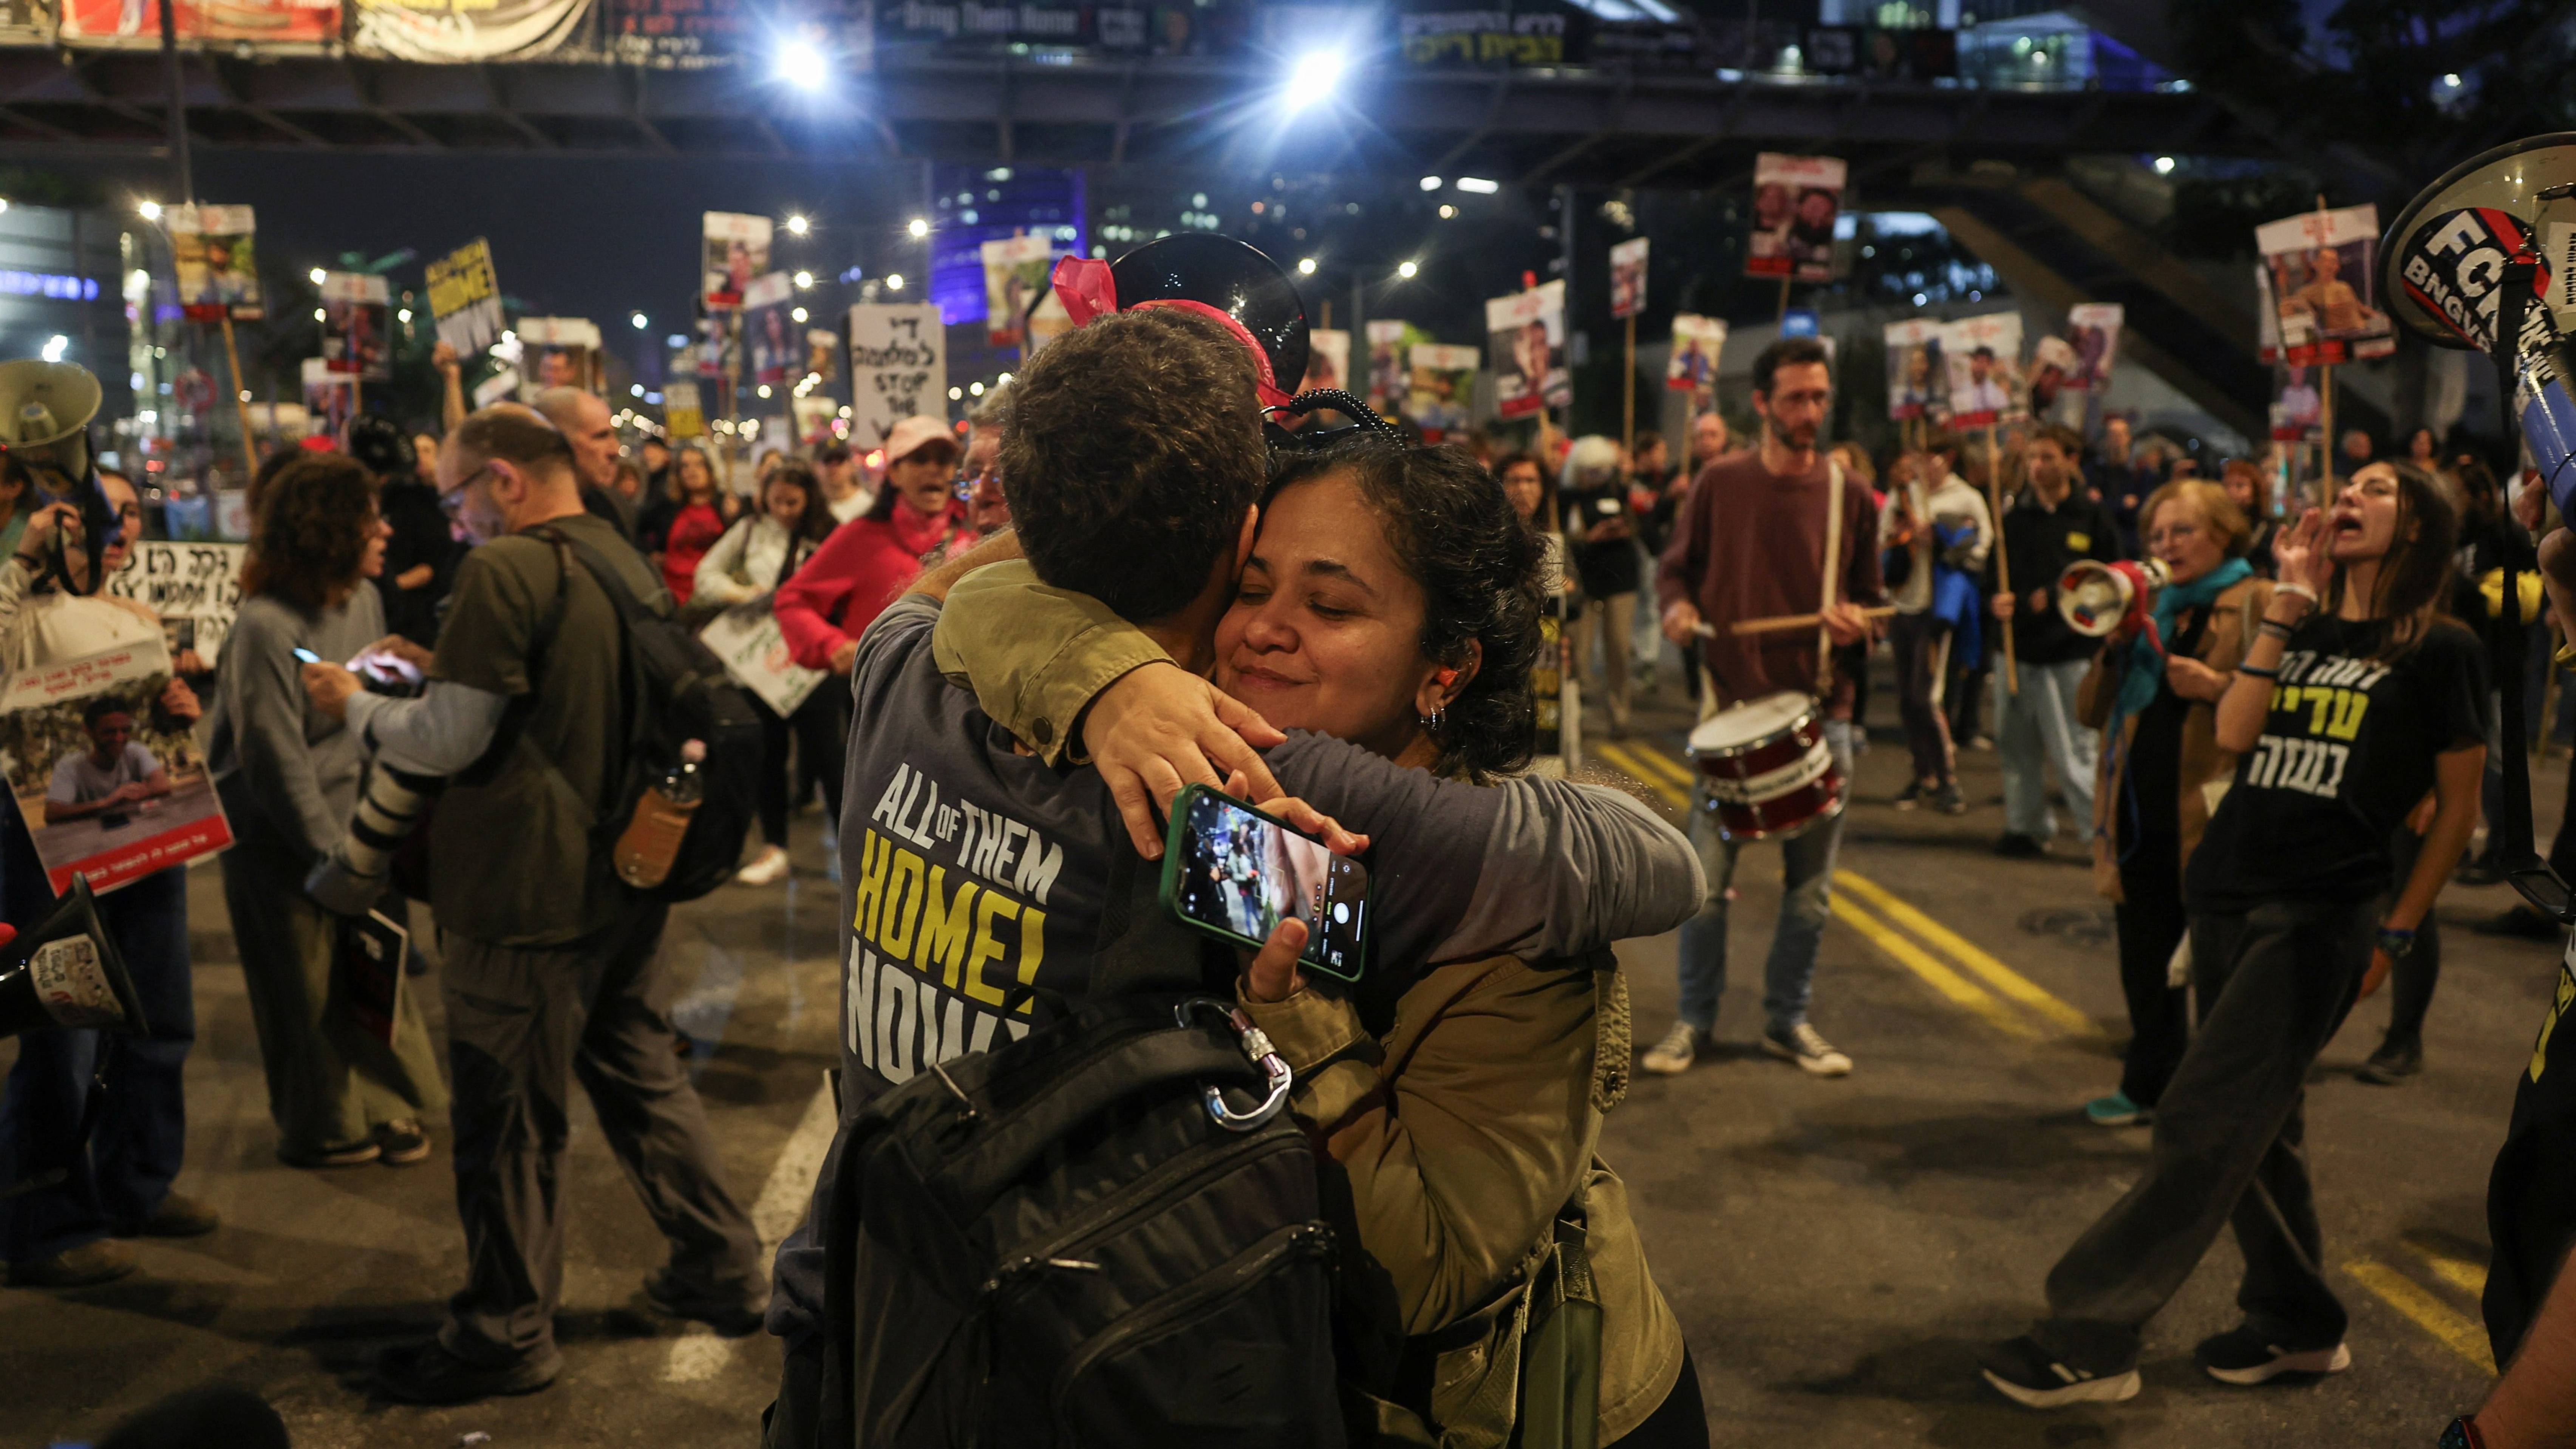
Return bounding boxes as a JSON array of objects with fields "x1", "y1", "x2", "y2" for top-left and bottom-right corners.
[{"x1": 1419, "y1": 705, "x2": 1447, "y2": 733}]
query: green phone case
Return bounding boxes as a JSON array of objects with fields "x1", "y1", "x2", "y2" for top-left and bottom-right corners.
[{"x1": 1157, "y1": 783, "x2": 1365, "y2": 982}]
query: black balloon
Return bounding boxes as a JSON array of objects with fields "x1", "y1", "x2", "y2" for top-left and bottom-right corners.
[{"x1": 1109, "y1": 235, "x2": 1311, "y2": 396}]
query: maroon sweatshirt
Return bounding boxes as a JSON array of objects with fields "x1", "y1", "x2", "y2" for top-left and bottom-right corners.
[{"x1": 1656, "y1": 448, "x2": 1885, "y2": 708}]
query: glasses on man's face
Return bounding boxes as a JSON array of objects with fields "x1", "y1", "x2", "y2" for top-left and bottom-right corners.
[{"x1": 439, "y1": 464, "x2": 495, "y2": 518}]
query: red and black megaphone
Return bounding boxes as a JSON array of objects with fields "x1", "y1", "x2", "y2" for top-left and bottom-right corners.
[
  {"x1": 2058, "y1": 558, "x2": 2171, "y2": 639},
  {"x1": 0, "y1": 874, "x2": 145, "y2": 1040}
]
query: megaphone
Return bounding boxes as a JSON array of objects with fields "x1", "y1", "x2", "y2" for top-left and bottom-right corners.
[
  {"x1": 0, "y1": 357, "x2": 102, "y2": 456},
  {"x1": 2379, "y1": 133, "x2": 2576, "y2": 514},
  {"x1": 2058, "y1": 558, "x2": 2171, "y2": 639},
  {"x1": 0, "y1": 874, "x2": 146, "y2": 1040}
]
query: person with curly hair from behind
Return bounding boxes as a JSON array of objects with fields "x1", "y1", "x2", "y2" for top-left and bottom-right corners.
[{"x1": 209, "y1": 452, "x2": 447, "y2": 1169}]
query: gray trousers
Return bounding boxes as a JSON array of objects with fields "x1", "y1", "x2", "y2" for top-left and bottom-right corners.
[
  {"x1": 2032, "y1": 895, "x2": 2374, "y2": 1372},
  {"x1": 437, "y1": 901, "x2": 762, "y2": 1365}
]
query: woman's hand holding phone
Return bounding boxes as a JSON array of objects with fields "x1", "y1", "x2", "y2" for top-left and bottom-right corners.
[
  {"x1": 1243, "y1": 917, "x2": 1311, "y2": 1004},
  {"x1": 1085, "y1": 662, "x2": 1288, "y2": 856}
]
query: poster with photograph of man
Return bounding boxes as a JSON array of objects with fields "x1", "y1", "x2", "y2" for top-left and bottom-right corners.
[
  {"x1": 743, "y1": 273, "x2": 799, "y2": 385},
  {"x1": 1939, "y1": 312, "x2": 2025, "y2": 427},
  {"x1": 1304, "y1": 328, "x2": 1349, "y2": 395},
  {"x1": 515, "y1": 317, "x2": 600, "y2": 397},
  {"x1": 0, "y1": 640, "x2": 232, "y2": 896},
  {"x1": 702, "y1": 212, "x2": 772, "y2": 310},
  {"x1": 1485, "y1": 280, "x2": 1566, "y2": 421},
  {"x1": 1407, "y1": 343, "x2": 1480, "y2": 441},
  {"x1": 2064, "y1": 302, "x2": 2122, "y2": 391},
  {"x1": 1609, "y1": 236, "x2": 1649, "y2": 320},
  {"x1": 1365, "y1": 319, "x2": 1416, "y2": 413},
  {"x1": 2257, "y1": 203, "x2": 2394, "y2": 365},
  {"x1": 981, "y1": 234, "x2": 1055, "y2": 348},
  {"x1": 1665, "y1": 314, "x2": 1727, "y2": 395},
  {"x1": 320, "y1": 272, "x2": 392, "y2": 381},
  {"x1": 1746, "y1": 153, "x2": 1847, "y2": 285},
  {"x1": 169, "y1": 205, "x2": 261, "y2": 322},
  {"x1": 1883, "y1": 317, "x2": 1945, "y2": 420}
]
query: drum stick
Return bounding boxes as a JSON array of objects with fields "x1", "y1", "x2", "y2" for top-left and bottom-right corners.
[{"x1": 1722, "y1": 606, "x2": 1898, "y2": 637}]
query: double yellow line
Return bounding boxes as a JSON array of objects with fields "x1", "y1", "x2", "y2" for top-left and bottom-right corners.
[{"x1": 1596, "y1": 740, "x2": 2094, "y2": 1043}]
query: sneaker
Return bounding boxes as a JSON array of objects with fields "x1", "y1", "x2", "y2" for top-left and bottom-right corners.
[
  {"x1": 2084, "y1": 1092, "x2": 2152, "y2": 1127},
  {"x1": 373, "y1": 1339, "x2": 561, "y2": 1405},
  {"x1": 2454, "y1": 856, "x2": 2507, "y2": 887},
  {"x1": 1976, "y1": 1335, "x2": 2140, "y2": 1409},
  {"x1": 2475, "y1": 905, "x2": 2564, "y2": 940},
  {"x1": 280, "y1": 1139, "x2": 381, "y2": 1169},
  {"x1": 1893, "y1": 779, "x2": 1930, "y2": 811},
  {"x1": 734, "y1": 845, "x2": 792, "y2": 886},
  {"x1": 641, "y1": 1267, "x2": 767, "y2": 1337},
  {"x1": 376, "y1": 1119, "x2": 432, "y2": 1166},
  {"x1": 2194, "y1": 1324, "x2": 2351, "y2": 1385},
  {"x1": 6, "y1": 1239, "x2": 138, "y2": 1288},
  {"x1": 1762, "y1": 1022, "x2": 1853, "y2": 1077},
  {"x1": 126, "y1": 1191, "x2": 218, "y2": 1239},
  {"x1": 1933, "y1": 783, "x2": 1968, "y2": 816},
  {"x1": 1968, "y1": 734, "x2": 1996, "y2": 752},
  {"x1": 1995, "y1": 832, "x2": 2046, "y2": 859},
  {"x1": 1638, "y1": 1021, "x2": 1702, "y2": 1076},
  {"x1": 2355, "y1": 1037, "x2": 2422, "y2": 1086}
]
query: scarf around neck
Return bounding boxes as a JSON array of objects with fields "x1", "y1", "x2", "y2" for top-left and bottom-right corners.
[{"x1": 2114, "y1": 555, "x2": 2253, "y2": 724}]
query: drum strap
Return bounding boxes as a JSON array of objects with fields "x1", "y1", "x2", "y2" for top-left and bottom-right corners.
[{"x1": 1815, "y1": 458, "x2": 1845, "y2": 699}]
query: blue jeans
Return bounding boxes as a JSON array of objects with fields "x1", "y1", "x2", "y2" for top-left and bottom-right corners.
[
  {"x1": 1996, "y1": 658, "x2": 2098, "y2": 842},
  {"x1": 1676, "y1": 719, "x2": 1852, "y2": 1037},
  {"x1": 0, "y1": 803, "x2": 193, "y2": 1263}
]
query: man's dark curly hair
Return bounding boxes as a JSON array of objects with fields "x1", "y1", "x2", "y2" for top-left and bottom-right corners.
[
  {"x1": 1267, "y1": 435, "x2": 1545, "y2": 782},
  {"x1": 241, "y1": 453, "x2": 380, "y2": 613},
  {"x1": 1000, "y1": 306, "x2": 1265, "y2": 622}
]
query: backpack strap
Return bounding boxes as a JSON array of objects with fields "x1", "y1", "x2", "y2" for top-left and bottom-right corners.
[
  {"x1": 452, "y1": 532, "x2": 575, "y2": 789},
  {"x1": 530, "y1": 526, "x2": 660, "y2": 786}
]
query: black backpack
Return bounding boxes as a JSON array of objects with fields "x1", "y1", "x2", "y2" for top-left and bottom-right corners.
[
  {"x1": 811, "y1": 850, "x2": 1345, "y2": 1449},
  {"x1": 537, "y1": 527, "x2": 764, "y2": 904}
]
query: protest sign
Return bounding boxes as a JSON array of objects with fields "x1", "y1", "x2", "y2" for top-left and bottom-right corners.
[
  {"x1": 302, "y1": 357, "x2": 353, "y2": 438},
  {"x1": 846, "y1": 303, "x2": 947, "y2": 448},
  {"x1": 1408, "y1": 343, "x2": 1480, "y2": 441},
  {"x1": 1747, "y1": 153, "x2": 1846, "y2": 284},
  {"x1": 2257, "y1": 203, "x2": 2395, "y2": 365},
  {"x1": 1365, "y1": 319, "x2": 1417, "y2": 413},
  {"x1": 803, "y1": 327, "x2": 840, "y2": 384},
  {"x1": 169, "y1": 206, "x2": 260, "y2": 322},
  {"x1": 791, "y1": 393, "x2": 840, "y2": 445},
  {"x1": 1883, "y1": 317, "x2": 1944, "y2": 420},
  {"x1": 105, "y1": 541, "x2": 246, "y2": 667},
  {"x1": 663, "y1": 380, "x2": 706, "y2": 439},
  {"x1": 1665, "y1": 314, "x2": 1727, "y2": 394},
  {"x1": 1939, "y1": 312, "x2": 2025, "y2": 427},
  {"x1": 61, "y1": 0, "x2": 333, "y2": 43},
  {"x1": 320, "y1": 273, "x2": 392, "y2": 381},
  {"x1": 0, "y1": 640, "x2": 232, "y2": 896},
  {"x1": 426, "y1": 238, "x2": 504, "y2": 356},
  {"x1": 743, "y1": 273, "x2": 798, "y2": 385},
  {"x1": 2029, "y1": 335, "x2": 2081, "y2": 422},
  {"x1": 1024, "y1": 286, "x2": 1074, "y2": 357},
  {"x1": 351, "y1": 0, "x2": 588, "y2": 59},
  {"x1": 703, "y1": 212, "x2": 772, "y2": 309},
  {"x1": 981, "y1": 234, "x2": 1055, "y2": 346},
  {"x1": 1305, "y1": 329, "x2": 1350, "y2": 395},
  {"x1": 516, "y1": 317, "x2": 600, "y2": 395},
  {"x1": 1610, "y1": 236, "x2": 1649, "y2": 320},
  {"x1": 1485, "y1": 279, "x2": 1566, "y2": 421},
  {"x1": 2064, "y1": 303, "x2": 2122, "y2": 390},
  {"x1": 335, "y1": 908, "x2": 408, "y2": 1045},
  {"x1": 700, "y1": 604, "x2": 824, "y2": 716}
]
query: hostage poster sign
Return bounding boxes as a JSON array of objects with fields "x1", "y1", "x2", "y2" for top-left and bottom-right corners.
[
  {"x1": 2258, "y1": 203, "x2": 2395, "y2": 366},
  {"x1": 0, "y1": 640, "x2": 233, "y2": 896}
]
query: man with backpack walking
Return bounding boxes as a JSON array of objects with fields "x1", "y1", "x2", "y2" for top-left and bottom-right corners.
[{"x1": 300, "y1": 403, "x2": 764, "y2": 1404}]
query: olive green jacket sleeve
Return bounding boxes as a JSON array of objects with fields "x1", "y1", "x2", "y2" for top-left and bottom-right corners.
[
  {"x1": 929, "y1": 559, "x2": 1171, "y2": 765},
  {"x1": 1239, "y1": 959, "x2": 1598, "y2": 1335}
]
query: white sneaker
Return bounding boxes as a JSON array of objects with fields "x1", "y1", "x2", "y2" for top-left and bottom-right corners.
[
  {"x1": 1763, "y1": 1022, "x2": 1853, "y2": 1077},
  {"x1": 734, "y1": 845, "x2": 791, "y2": 886},
  {"x1": 1639, "y1": 1021, "x2": 1702, "y2": 1075}
]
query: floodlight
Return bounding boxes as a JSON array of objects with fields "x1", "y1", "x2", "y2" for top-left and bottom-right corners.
[
  {"x1": 2153, "y1": 156, "x2": 2176, "y2": 175},
  {"x1": 1285, "y1": 51, "x2": 1345, "y2": 111},
  {"x1": 1456, "y1": 176, "x2": 1499, "y2": 194},
  {"x1": 1297, "y1": 257, "x2": 1317, "y2": 275},
  {"x1": 794, "y1": 270, "x2": 814, "y2": 288},
  {"x1": 1396, "y1": 260, "x2": 1418, "y2": 279},
  {"x1": 1419, "y1": 176, "x2": 1443, "y2": 192},
  {"x1": 786, "y1": 214, "x2": 810, "y2": 236},
  {"x1": 309, "y1": 268, "x2": 327, "y2": 285},
  {"x1": 137, "y1": 200, "x2": 161, "y2": 221},
  {"x1": 39, "y1": 335, "x2": 66, "y2": 363},
  {"x1": 631, "y1": 312, "x2": 648, "y2": 329},
  {"x1": 908, "y1": 218, "x2": 930, "y2": 239},
  {"x1": 776, "y1": 42, "x2": 828, "y2": 91},
  {"x1": 885, "y1": 273, "x2": 905, "y2": 291}
]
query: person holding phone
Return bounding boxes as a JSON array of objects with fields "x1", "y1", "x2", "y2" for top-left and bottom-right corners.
[
  {"x1": 209, "y1": 454, "x2": 444, "y2": 1171},
  {"x1": 931, "y1": 433, "x2": 1711, "y2": 1447}
]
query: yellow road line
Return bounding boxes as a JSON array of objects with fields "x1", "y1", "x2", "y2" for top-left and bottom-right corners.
[
  {"x1": 1833, "y1": 870, "x2": 2096, "y2": 1037},
  {"x1": 2403, "y1": 1237, "x2": 2491, "y2": 1298},
  {"x1": 1625, "y1": 739, "x2": 1701, "y2": 789},
  {"x1": 1591, "y1": 742, "x2": 1692, "y2": 812},
  {"x1": 2345, "y1": 1257, "x2": 2497, "y2": 1374},
  {"x1": 1828, "y1": 895, "x2": 2041, "y2": 1041}
]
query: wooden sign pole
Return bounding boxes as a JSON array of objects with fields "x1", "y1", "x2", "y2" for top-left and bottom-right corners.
[
  {"x1": 216, "y1": 312, "x2": 257, "y2": 484},
  {"x1": 1622, "y1": 312, "x2": 1636, "y2": 456},
  {"x1": 1985, "y1": 421, "x2": 2019, "y2": 695}
]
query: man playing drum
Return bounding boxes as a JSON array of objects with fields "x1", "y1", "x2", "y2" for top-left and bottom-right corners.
[{"x1": 1645, "y1": 336, "x2": 1885, "y2": 1078}]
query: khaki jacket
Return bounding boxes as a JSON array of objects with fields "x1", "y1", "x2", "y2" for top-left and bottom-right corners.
[
  {"x1": 2075, "y1": 575, "x2": 2273, "y2": 901},
  {"x1": 929, "y1": 562, "x2": 1686, "y2": 1444}
]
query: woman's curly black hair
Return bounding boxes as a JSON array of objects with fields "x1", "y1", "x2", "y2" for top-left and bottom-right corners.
[
  {"x1": 1265, "y1": 435, "x2": 1546, "y2": 782},
  {"x1": 241, "y1": 453, "x2": 379, "y2": 613}
]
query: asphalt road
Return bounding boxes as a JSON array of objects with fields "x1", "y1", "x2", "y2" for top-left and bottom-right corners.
[{"x1": 1, "y1": 665, "x2": 2556, "y2": 1446}]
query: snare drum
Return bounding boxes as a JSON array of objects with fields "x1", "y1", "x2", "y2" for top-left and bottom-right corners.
[{"x1": 1685, "y1": 692, "x2": 1845, "y2": 841}]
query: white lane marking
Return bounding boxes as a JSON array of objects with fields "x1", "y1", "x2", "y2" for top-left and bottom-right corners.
[{"x1": 663, "y1": 1079, "x2": 838, "y2": 1384}]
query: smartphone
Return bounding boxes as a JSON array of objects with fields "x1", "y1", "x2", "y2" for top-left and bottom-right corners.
[
  {"x1": 292, "y1": 648, "x2": 320, "y2": 664},
  {"x1": 1159, "y1": 784, "x2": 1368, "y2": 982}
]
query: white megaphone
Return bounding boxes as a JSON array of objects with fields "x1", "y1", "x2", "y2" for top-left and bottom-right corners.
[
  {"x1": 0, "y1": 874, "x2": 145, "y2": 1039},
  {"x1": 2380, "y1": 133, "x2": 2576, "y2": 515},
  {"x1": 2058, "y1": 558, "x2": 2171, "y2": 639}
]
